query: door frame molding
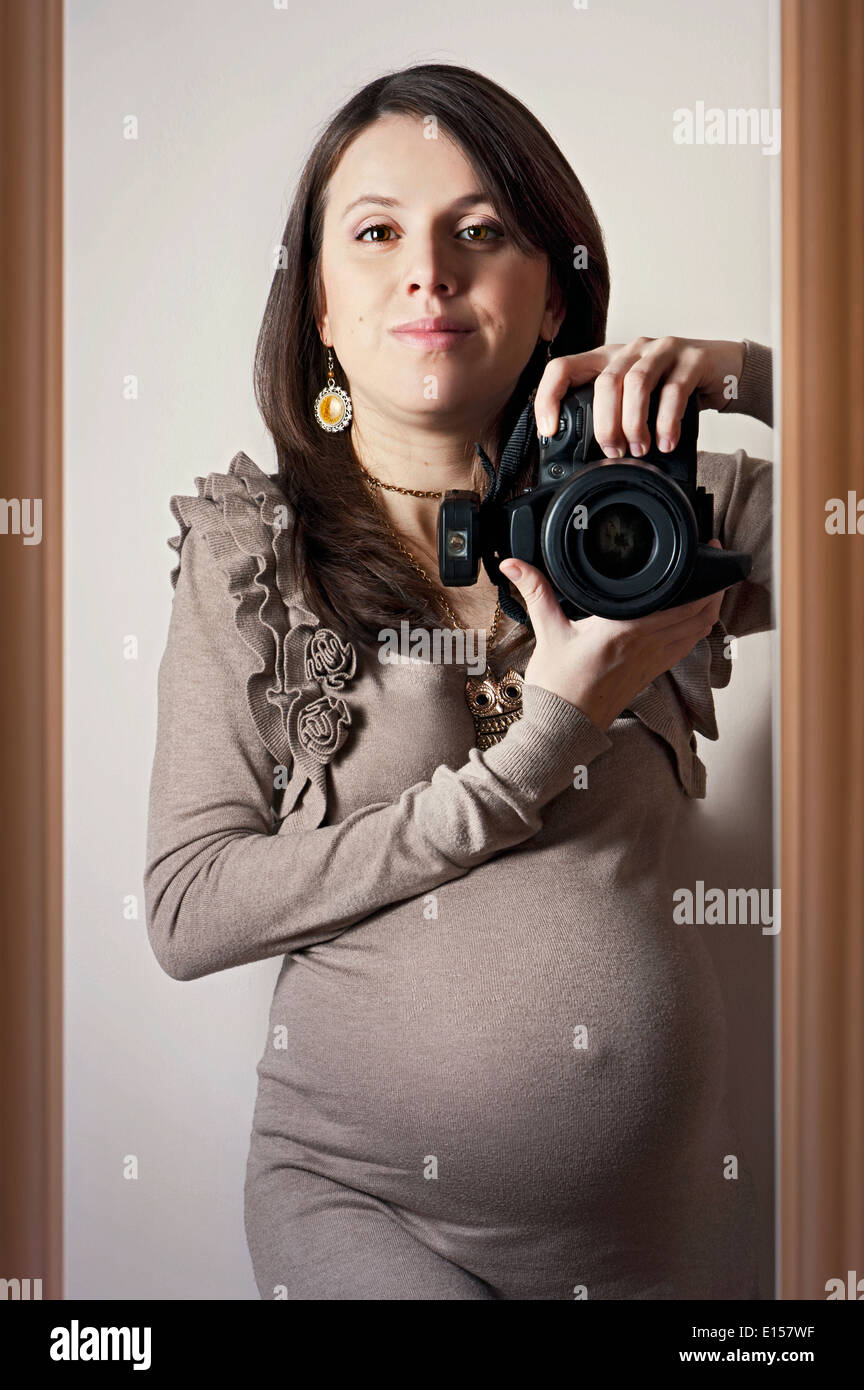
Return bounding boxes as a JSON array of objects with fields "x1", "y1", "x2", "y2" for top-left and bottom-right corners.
[
  {"x1": 779, "y1": 0, "x2": 864, "y2": 1299},
  {"x1": 0, "y1": 0, "x2": 64, "y2": 1299}
]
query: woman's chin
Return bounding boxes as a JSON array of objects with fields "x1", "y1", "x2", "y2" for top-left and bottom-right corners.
[
  {"x1": 352, "y1": 377, "x2": 491, "y2": 426},
  {"x1": 389, "y1": 391, "x2": 491, "y2": 426}
]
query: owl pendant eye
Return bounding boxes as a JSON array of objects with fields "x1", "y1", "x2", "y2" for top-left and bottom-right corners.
[
  {"x1": 465, "y1": 676, "x2": 498, "y2": 716},
  {"x1": 464, "y1": 667, "x2": 524, "y2": 748}
]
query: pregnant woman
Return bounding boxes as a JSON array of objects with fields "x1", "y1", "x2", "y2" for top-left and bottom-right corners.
[{"x1": 144, "y1": 63, "x2": 773, "y2": 1300}]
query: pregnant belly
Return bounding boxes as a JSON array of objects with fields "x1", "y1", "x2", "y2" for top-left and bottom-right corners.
[{"x1": 254, "y1": 849, "x2": 730, "y2": 1224}]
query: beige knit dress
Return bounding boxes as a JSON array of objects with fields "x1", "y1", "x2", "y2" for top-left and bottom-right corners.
[{"x1": 145, "y1": 340, "x2": 774, "y2": 1300}]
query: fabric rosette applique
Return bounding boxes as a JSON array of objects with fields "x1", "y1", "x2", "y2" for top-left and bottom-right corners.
[
  {"x1": 289, "y1": 627, "x2": 357, "y2": 765},
  {"x1": 303, "y1": 628, "x2": 357, "y2": 695},
  {"x1": 284, "y1": 627, "x2": 358, "y2": 766},
  {"x1": 278, "y1": 624, "x2": 358, "y2": 827},
  {"x1": 288, "y1": 692, "x2": 352, "y2": 763}
]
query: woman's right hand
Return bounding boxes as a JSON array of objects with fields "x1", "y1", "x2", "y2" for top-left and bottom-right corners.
[{"x1": 498, "y1": 550, "x2": 727, "y2": 733}]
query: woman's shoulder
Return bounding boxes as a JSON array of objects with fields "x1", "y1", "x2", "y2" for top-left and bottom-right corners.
[
  {"x1": 164, "y1": 451, "x2": 359, "y2": 829},
  {"x1": 167, "y1": 449, "x2": 291, "y2": 578},
  {"x1": 167, "y1": 450, "x2": 315, "y2": 621},
  {"x1": 165, "y1": 449, "x2": 320, "y2": 758}
]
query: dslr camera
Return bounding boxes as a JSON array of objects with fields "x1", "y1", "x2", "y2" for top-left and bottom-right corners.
[{"x1": 438, "y1": 381, "x2": 751, "y2": 620}]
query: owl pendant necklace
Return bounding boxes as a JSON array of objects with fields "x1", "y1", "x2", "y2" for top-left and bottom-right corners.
[
  {"x1": 450, "y1": 595, "x2": 524, "y2": 748},
  {"x1": 464, "y1": 661, "x2": 525, "y2": 749},
  {"x1": 459, "y1": 592, "x2": 523, "y2": 746},
  {"x1": 361, "y1": 471, "x2": 524, "y2": 749}
]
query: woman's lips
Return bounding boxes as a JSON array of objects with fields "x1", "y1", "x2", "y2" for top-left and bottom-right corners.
[
  {"x1": 389, "y1": 318, "x2": 476, "y2": 351},
  {"x1": 389, "y1": 327, "x2": 476, "y2": 350}
]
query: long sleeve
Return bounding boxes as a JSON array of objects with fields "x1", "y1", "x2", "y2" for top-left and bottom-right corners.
[
  {"x1": 697, "y1": 339, "x2": 774, "y2": 637},
  {"x1": 144, "y1": 522, "x2": 613, "y2": 982},
  {"x1": 717, "y1": 337, "x2": 773, "y2": 427}
]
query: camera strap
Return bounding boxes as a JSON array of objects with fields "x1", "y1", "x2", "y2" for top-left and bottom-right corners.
[{"x1": 473, "y1": 396, "x2": 537, "y2": 628}]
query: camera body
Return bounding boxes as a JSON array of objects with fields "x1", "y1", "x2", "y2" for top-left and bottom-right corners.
[{"x1": 438, "y1": 381, "x2": 751, "y2": 620}]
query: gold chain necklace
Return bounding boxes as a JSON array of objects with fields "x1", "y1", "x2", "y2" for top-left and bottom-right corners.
[
  {"x1": 356, "y1": 461, "x2": 445, "y2": 499},
  {"x1": 361, "y1": 473, "x2": 524, "y2": 749}
]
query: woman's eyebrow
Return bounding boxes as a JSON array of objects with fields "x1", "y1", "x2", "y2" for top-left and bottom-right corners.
[{"x1": 340, "y1": 191, "x2": 493, "y2": 218}]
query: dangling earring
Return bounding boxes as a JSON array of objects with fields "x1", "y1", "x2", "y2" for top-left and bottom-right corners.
[
  {"x1": 544, "y1": 336, "x2": 555, "y2": 362},
  {"x1": 314, "y1": 346, "x2": 353, "y2": 432}
]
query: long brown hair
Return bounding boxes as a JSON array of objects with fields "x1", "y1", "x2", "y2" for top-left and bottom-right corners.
[{"x1": 254, "y1": 63, "x2": 610, "y2": 652}]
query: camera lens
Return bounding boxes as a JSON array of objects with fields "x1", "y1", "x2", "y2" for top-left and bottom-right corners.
[
  {"x1": 543, "y1": 467, "x2": 697, "y2": 616},
  {"x1": 578, "y1": 502, "x2": 656, "y2": 579}
]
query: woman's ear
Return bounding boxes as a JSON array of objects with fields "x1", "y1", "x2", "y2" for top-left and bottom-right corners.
[
  {"x1": 541, "y1": 269, "x2": 566, "y2": 342},
  {"x1": 313, "y1": 273, "x2": 330, "y2": 346}
]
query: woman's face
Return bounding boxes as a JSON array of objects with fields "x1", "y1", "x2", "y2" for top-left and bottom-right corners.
[{"x1": 315, "y1": 112, "x2": 563, "y2": 433}]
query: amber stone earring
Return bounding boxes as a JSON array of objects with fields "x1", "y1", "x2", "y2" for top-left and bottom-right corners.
[{"x1": 314, "y1": 346, "x2": 353, "y2": 432}]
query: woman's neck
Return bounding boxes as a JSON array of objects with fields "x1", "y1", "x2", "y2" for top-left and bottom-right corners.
[{"x1": 349, "y1": 401, "x2": 502, "y2": 552}]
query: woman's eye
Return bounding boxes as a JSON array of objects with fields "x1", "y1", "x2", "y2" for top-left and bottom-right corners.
[
  {"x1": 458, "y1": 222, "x2": 503, "y2": 241},
  {"x1": 356, "y1": 224, "x2": 395, "y2": 242}
]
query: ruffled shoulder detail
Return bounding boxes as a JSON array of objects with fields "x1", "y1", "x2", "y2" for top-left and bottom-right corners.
[
  {"x1": 623, "y1": 618, "x2": 732, "y2": 799},
  {"x1": 666, "y1": 616, "x2": 734, "y2": 742},
  {"x1": 167, "y1": 451, "x2": 359, "y2": 831}
]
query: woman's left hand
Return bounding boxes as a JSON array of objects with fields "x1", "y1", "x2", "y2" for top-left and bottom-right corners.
[{"x1": 534, "y1": 336, "x2": 745, "y2": 458}]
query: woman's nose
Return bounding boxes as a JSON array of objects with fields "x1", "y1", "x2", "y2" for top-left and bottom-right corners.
[{"x1": 402, "y1": 235, "x2": 457, "y2": 297}]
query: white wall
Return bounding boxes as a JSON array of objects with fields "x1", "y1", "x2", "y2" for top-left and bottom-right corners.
[{"x1": 65, "y1": 0, "x2": 778, "y2": 1298}]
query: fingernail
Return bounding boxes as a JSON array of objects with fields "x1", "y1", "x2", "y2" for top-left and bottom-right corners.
[
  {"x1": 502, "y1": 561, "x2": 523, "y2": 582},
  {"x1": 604, "y1": 446, "x2": 625, "y2": 459},
  {"x1": 659, "y1": 436, "x2": 675, "y2": 452},
  {"x1": 539, "y1": 417, "x2": 556, "y2": 438},
  {"x1": 630, "y1": 442, "x2": 646, "y2": 457}
]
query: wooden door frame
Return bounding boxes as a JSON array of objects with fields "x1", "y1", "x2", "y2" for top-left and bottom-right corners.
[
  {"x1": 0, "y1": 0, "x2": 861, "y2": 1303},
  {"x1": 0, "y1": 0, "x2": 64, "y2": 1299},
  {"x1": 779, "y1": 0, "x2": 864, "y2": 1299}
]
